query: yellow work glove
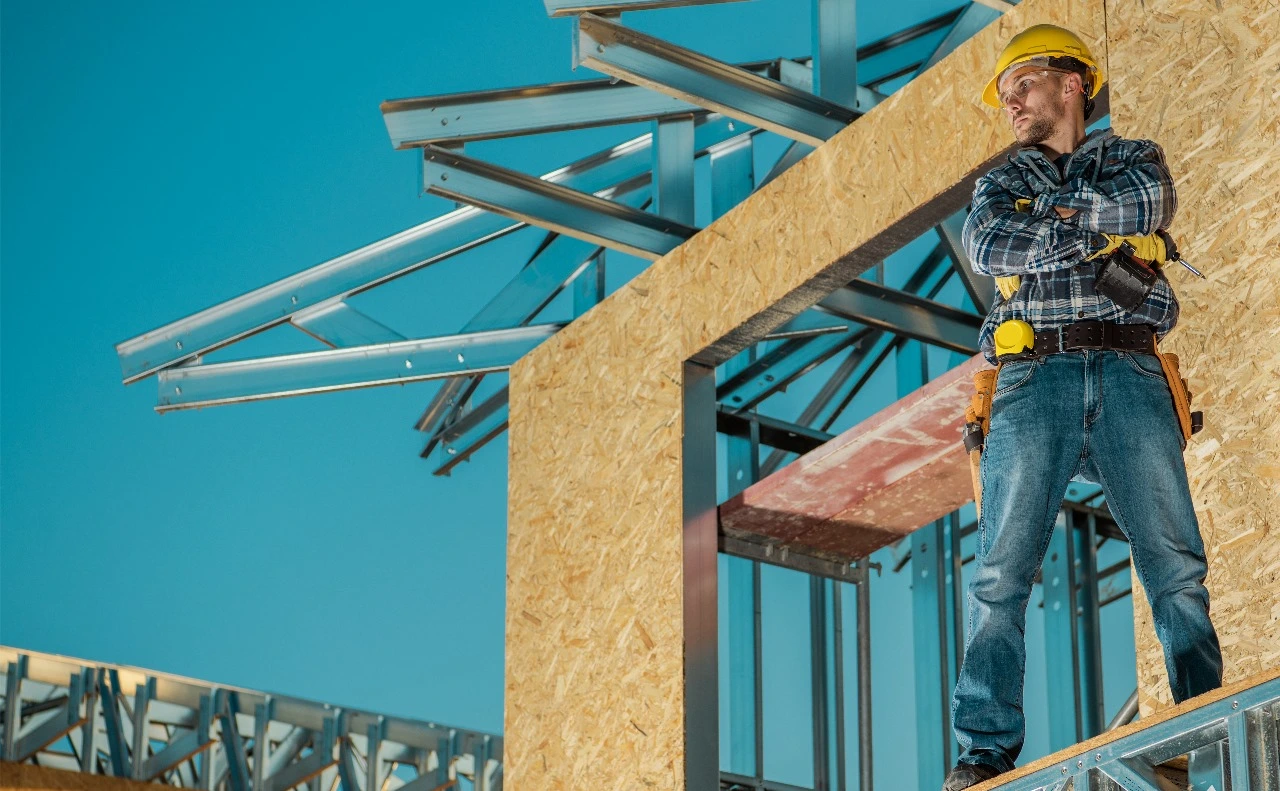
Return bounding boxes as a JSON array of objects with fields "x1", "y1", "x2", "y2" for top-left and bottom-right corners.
[
  {"x1": 1086, "y1": 232, "x2": 1168, "y2": 264},
  {"x1": 994, "y1": 199, "x2": 1036, "y2": 299}
]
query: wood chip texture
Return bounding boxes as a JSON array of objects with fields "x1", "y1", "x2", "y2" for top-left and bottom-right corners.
[{"x1": 1104, "y1": 0, "x2": 1280, "y2": 716}]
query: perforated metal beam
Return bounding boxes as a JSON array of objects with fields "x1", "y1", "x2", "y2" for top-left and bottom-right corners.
[{"x1": 154, "y1": 324, "x2": 563, "y2": 412}]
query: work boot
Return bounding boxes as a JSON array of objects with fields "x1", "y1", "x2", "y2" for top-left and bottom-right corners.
[{"x1": 942, "y1": 762, "x2": 1003, "y2": 790}]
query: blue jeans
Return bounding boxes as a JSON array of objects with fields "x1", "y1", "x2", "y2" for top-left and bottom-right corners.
[{"x1": 951, "y1": 350, "x2": 1223, "y2": 772}]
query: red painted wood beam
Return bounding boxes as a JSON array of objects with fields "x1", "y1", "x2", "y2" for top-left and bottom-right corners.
[{"x1": 719, "y1": 355, "x2": 991, "y2": 561}]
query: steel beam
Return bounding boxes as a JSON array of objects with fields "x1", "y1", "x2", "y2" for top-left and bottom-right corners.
[
  {"x1": 383, "y1": 80, "x2": 706, "y2": 149},
  {"x1": 812, "y1": 0, "x2": 857, "y2": 110},
  {"x1": 291, "y1": 303, "x2": 405, "y2": 347},
  {"x1": 545, "y1": 0, "x2": 746, "y2": 15},
  {"x1": 655, "y1": 115, "x2": 696, "y2": 224},
  {"x1": 918, "y1": 3, "x2": 1001, "y2": 75},
  {"x1": 1043, "y1": 516, "x2": 1082, "y2": 750},
  {"x1": 13, "y1": 671, "x2": 88, "y2": 763},
  {"x1": 115, "y1": 117, "x2": 744, "y2": 385},
  {"x1": 414, "y1": 195, "x2": 648, "y2": 446},
  {"x1": 937, "y1": 210, "x2": 993, "y2": 313},
  {"x1": 817, "y1": 279, "x2": 982, "y2": 354},
  {"x1": 682, "y1": 361, "x2": 719, "y2": 791},
  {"x1": 423, "y1": 145, "x2": 696, "y2": 259},
  {"x1": 154, "y1": 324, "x2": 563, "y2": 411},
  {"x1": 575, "y1": 13, "x2": 857, "y2": 146},
  {"x1": 716, "y1": 407, "x2": 833, "y2": 456},
  {"x1": 140, "y1": 695, "x2": 214, "y2": 781},
  {"x1": 430, "y1": 386, "x2": 510, "y2": 475}
]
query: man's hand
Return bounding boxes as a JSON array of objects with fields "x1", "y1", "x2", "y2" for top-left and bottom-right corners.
[{"x1": 1054, "y1": 206, "x2": 1078, "y2": 220}]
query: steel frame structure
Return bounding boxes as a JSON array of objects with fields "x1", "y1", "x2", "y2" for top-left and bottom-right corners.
[
  {"x1": 104, "y1": 3, "x2": 1167, "y2": 791},
  {"x1": 0, "y1": 649, "x2": 501, "y2": 791}
]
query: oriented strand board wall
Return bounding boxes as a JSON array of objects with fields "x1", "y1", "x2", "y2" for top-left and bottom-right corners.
[
  {"x1": 504, "y1": 1, "x2": 1105, "y2": 787},
  {"x1": 1107, "y1": 0, "x2": 1280, "y2": 714}
]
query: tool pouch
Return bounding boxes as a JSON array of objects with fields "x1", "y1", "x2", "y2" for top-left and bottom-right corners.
[
  {"x1": 1157, "y1": 351, "x2": 1203, "y2": 445},
  {"x1": 964, "y1": 367, "x2": 999, "y2": 518},
  {"x1": 1096, "y1": 250, "x2": 1158, "y2": 312}
]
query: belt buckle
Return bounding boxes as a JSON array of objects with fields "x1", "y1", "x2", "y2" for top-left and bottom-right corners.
[{"x1": 1056, "y1": 326, "x2": 1066, "y2": 354}]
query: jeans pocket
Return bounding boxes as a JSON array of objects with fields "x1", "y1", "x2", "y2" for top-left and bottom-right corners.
[
  {"x1": 1118, "y1": 351, "x2": 1168, "y2": 382},
  {"x1": 993, "y1": 359, "x2": 1040, "y2": 397}
]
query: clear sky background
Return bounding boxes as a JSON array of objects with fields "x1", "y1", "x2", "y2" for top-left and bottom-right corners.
[{"x1": 2, "y1": 1, "x2": 1136, "y2": 788}]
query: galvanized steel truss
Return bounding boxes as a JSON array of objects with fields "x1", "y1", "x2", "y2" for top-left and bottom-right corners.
[
  {"x1": 114, "y1": 1, "x2": 999, "y2": 483},
  {"x1": 0, "y1": 650, "x2": 501, "y2": 791}
]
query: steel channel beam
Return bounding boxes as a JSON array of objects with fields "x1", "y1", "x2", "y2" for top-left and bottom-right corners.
[
  {"x1": 682, "y1": 361, "x2": 719, "y2": 791},
  {"x1": 114, "y1": 139, "x2": 639, "y2": 385},
  {"x1": 721, "y1": 242, "x2": 951, "y2": 414},
  {"x1": 575, "y1": 13, "x2": 857, "y2": 146},
  {"x1": 117, "y1": 115, "x2": 746, "y2": 385},
  {"x1": 716, "y1": 535, "x2": 859, "y2": 583},
  {"x1": 415, "y1": 195, "x2": 651, "y2": 439},
  {"x1": 154, "y1": 324, "x2": 563, "y2": 411},
  {"x1": 1043, "y1": 515, "x2": 1083, "y2": 750},
  {"x1": 423, "y1": 144, "x2": 696, "y2": 260},
  {"x1": 817, "y1": 279, "x2": 982, "y2": 354},
  {"x1": 918, "y1": 3, "x2": 1001, "y2": 75},
  {"x1": 856, "y1": 561, "x2": 873, "y2": 791},
  {"x1": 911, "y1": 520, "x2": 951, "y2": 787},
  {"x1": 431, "y1": 386, "x2": 510, "y2": 475},
  {"x1": 809, "y1": 576, "x2": 831, "y2": 791},
  {"x1": 1077, "y1": 513, "x2": 1105, "y2": 738},
  {"x1": 979, "y1": 677, "x2": 1280, "y2": 791},
  {"x1": 655, "y1": 115, "x2": 696, "y2": 224},
  {"x1": 383, "y1": 59, "x2": 794, "y2": 148},
  {"x1": 140, "y1": 695, "x2": 213, "y2": 781},
  {"x1": 724, "y1": 554, "x2": 757, "y2": 777},
  {"x1": 545, "y1": 0, "x2": 746, "y2": 15},
  {"x1": 292, "y1": 303, "x2": 405, "y2": 347},
  {"x1": 3, "y1": 656, "x2": 26, "y2": 761},
  {"x1": 716, "y1": 407, "x2": 832, "y2": 456},
  {"x1": 812, "y1": 0, "x2": 857, "y2": 110},
  {"x1": 937, "y1": 210, "x2": 993, "y2": 314},
  {"x1": 13, "y1": 671, "x2": 87, "y2": 763}
]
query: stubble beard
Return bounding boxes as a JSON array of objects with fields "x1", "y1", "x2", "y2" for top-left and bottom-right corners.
[{"x1": 1015, "y1": 115, "x2": 1057, "y2": 145}]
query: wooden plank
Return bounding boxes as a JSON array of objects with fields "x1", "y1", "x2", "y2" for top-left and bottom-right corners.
[{"x1": 720, "y1": 355, "x2": 989, "y2": 561}]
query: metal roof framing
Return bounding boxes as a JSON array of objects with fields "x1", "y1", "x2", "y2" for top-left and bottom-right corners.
[{"x1": 117, "y1": 2, "x2": 995, "y2": 489}]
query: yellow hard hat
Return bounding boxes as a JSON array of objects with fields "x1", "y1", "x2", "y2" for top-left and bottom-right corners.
[{"x1": 982, "y1": 24, "x2": 1105, "y2": 108}]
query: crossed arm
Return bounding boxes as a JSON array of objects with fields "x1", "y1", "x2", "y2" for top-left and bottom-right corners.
[{"x1": 962, "y1": 141, "x2": 1178, "y2": 277}]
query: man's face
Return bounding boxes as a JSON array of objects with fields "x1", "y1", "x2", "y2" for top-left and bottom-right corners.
[{"x1": 998, "y1": 65, "x2": 1074, "y2": 145}]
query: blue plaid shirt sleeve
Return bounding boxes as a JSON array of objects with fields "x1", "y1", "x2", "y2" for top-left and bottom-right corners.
[
  {"x1": 961, "y1": 174, "x2": 1096, "y2": 276},
  {"x1": 1039, "y1": 140, "x2": 1177, "y2": 235}
]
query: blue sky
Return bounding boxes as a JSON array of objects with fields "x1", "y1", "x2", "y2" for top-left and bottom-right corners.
[{"x1": 2, "y1": 1, "x2": 1135, "y2": 787}]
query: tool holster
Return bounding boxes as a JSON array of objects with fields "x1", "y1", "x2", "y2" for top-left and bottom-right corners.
[
  {"x1": 963, "y1": 367, "x2": 999, "y2": 519},
  {"x1": 1157, "y1": 351, "x2": 1203, "y2": 445}
]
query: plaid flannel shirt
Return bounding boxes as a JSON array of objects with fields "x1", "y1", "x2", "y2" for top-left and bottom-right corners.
[{"x1": 962, "y1": 128, "x2": 1180, "y2": 364}]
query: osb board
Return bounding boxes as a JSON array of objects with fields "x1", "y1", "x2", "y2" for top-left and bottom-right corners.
[
  {"x1": 966, "y1": 666, "x2": 1280, "y2": 791},
  {"x1": 1105, "y1": 0, "x2": 1280, "y2": 715},
  {"x1": 0, "y1": 765, "x2": 152, "y2": 791},
  {"x1": 504, "y1": 1, "x2": 1106, "y2": 788}
]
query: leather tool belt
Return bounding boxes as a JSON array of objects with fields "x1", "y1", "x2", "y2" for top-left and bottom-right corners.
[
  {"x1": 995, "y1": 320, "x2": 1156, "y2": 362},
  {"x1": 990, "y1": 319, "x2": 1201, "y2": 445}
]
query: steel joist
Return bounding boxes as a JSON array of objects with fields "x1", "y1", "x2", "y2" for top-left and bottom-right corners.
[
  {"x1": 422, "y1": 145, "x2": 697, "y2": 260},
  {"x1": 574, "y1": 13, "x2": 860, "y2": 146},
  {"x1": 154, "y1": 324, "x2": 562, "y2": 412},
  {"x1": 0, "y1": 648, "x2": 502, "y2": 791}
]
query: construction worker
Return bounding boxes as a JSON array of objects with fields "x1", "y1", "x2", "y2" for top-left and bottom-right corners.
[{"x1": 942, "y1": 25, "x2": 1223, "y2": 791}]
